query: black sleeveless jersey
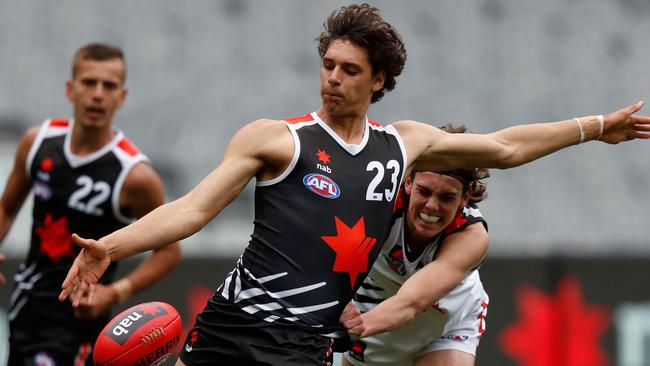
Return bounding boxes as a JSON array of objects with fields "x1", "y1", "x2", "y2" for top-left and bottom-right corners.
[
  {"x1": 218, "y1": 112, "x2": 407, "y2": 331},
  {"x1": 9, "y1": 118, "x2": 149, "y2": 333}
]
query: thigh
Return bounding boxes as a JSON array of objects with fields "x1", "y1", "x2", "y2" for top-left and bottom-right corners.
[{"x1": 414, "y1": 349, "x2": 475, "y2": 366}]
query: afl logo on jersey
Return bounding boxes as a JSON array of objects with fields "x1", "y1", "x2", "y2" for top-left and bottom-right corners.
[
  {"x1": 303, "y1": 173, "x2": 340, "y2": 199},
  {"x1": 34, "y1": 181, "x2": 53, "y2": 201}
]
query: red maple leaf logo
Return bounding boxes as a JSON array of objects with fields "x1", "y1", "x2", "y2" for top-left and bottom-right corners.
[
  {"x1": 36, "y1": 214, "x2": 75, "y2": 263},
  {"x1": 316, "y1": 149, "x2": 331, "y2": 164},
  {"x1": 321, "y1": 217, "x2": 376, "y2": 288},
  {"x1": 499, "y1": 276, "x2": 610, "y2": 366},
  {"x1": 140, "y1": 303, "x2": 162, "y2": 315},
  {"x1": 190, "y1": 330, "x2": 199, "y2": 345}
]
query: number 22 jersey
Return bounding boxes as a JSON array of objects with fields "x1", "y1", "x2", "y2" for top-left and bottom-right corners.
[{"x1": 9, "y1": 118, "x2": 148, "y2": 333}]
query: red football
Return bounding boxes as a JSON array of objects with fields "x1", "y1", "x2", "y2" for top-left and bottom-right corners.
[{"x1": 94, "y1": 301, "x2": 183, "y2": 366}]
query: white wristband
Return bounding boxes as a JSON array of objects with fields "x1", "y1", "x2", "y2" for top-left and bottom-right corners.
[
  {"x1": 573, "y1": 118, "x2": 585, "y2": 144},
  {"x1": 596, "y1": 115, "x2": 604, "y2": 140}
]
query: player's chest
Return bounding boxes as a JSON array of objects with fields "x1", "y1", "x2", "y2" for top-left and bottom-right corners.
[{"x1": 32, "y1": 154, "x2": 120, "y2": 217}]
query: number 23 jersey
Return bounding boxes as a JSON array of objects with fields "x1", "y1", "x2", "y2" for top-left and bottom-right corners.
[{"x1": 218, "y1": 112, "x2": 407, "y2": 330}]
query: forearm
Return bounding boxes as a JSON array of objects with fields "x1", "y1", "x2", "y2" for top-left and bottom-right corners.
[
  {"x1": 491, "y1": 115, "x2": 603, "y2": 168},
  {"x1": 360, "y1": 260, "x2": 470, "y2": 337},
  {"x1": 103, "y1": 195, "x2": 204, "y2": 260},
  {"x1": 360, "y1": 291, "x2": 423, "y2": 337}
]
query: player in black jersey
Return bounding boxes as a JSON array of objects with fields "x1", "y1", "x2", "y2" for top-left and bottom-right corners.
[
  {"x1": 59, "y1": 5, "x2": 650, "y2": 366},
  {"x1": 0, "y1": 43, "x2": 181, "y2": 365}
]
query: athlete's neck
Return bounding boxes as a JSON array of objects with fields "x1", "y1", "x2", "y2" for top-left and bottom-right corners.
[
  {"x1": 316, "y1": 108, "x2": 366, "y2": 144},
  {"x1": 69, "y1": 123, "x2": 116, "y2": 156}
]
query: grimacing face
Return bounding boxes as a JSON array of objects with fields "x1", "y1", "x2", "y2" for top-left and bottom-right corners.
[
  {"x1": 319, "y1": 39, "x2": 384, "y2": 117},
  {"x1": 404, "y1": 171, "x2": 469, "y2": 248},
  {"x1": 66, "y1": 58, "x2": 127, "y2": 130}
]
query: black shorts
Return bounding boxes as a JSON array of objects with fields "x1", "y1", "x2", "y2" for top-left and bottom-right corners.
[
  {"x1": 8, "y1": 340, "x2": 93, "y2": 366},
  {"x1": 179, "y1": 293, "x2": 334, "y2": 365},
  {"x1": 8, "y1": 294, "x2": 105, "y2": 366}
]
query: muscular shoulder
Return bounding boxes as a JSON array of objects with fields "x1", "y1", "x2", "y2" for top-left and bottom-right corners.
[
  {"x1": 237, "y1": 118, "x2": 292, "y2": 147},
  {"x1": 19, "y1": 126, "x2": 40, "y2": 150},
  {"x1": 228, "y1": 119, "x2": 294, "y2": 179},
  {"x1": 391, "y1": 120, "x2": 446, "y2": 166}
]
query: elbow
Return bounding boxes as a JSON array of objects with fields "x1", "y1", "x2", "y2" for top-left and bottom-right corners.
[
  {"x1": 411, "y1": 298, "x2": 433, "y2": 316},
  {"x1": 492, "y1": 146, "x2": 526, "y2": 169},
  {"x1": 400, "y1": 296, "x2": 430, "y2": 321},
  {"x1": 175, "y1": 195, "x2": 212, "y2": 235}
]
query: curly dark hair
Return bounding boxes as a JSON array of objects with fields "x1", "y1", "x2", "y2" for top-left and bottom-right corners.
[
  {"x1": 317, "y1": 3, "x2": 407, "y2": 103},
  {"x1": 411, "y1": 124, "x2": 490, "y2": 204}
]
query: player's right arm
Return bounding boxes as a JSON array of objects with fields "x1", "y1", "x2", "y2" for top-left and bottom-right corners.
[
  {"x1": 342, "y1": 222, "x2": 488, "y2": 338},
  {"x1": 0, "y1": 127, "x2": 39, "y2": 284},
  {"x1": 59, "y1": 119, "x2": 294, "y2": 305}
]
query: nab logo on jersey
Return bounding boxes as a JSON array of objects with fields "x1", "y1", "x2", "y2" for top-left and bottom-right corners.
[{"x1": 303, "y1": 173, "x2": 340, "y2": 199}]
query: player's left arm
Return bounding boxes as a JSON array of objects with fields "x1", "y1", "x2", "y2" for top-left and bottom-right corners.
[
  {"x1": 394, "y1": 101, "x2": 650, "y2": 172},
  {"x1": 351, "y1": 222, "x2": 488, "y2": 338},
  {"x1": 74, "y1": 162, "x2": 181, "y2": 318}
]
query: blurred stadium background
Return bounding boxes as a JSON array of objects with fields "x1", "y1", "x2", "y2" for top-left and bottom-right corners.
[{"x1": 1, "y1": 0, "x2": 650, "y2": 364}]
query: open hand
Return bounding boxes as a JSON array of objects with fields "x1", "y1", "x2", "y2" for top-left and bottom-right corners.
[
  {"x1": 601, "y1": 101, "x2": 650, "y2": 144},
  {"x1": 59, "y1": 234, "x2": 111, "y2": 307}
]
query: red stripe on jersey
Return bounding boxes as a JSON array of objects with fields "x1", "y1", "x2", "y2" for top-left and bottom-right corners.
[
  {"x1": 444, "y1": 211, "x2": 468, "y2": 235},
  {"x1": 368, "y1": 119, "x2": 382, "y2": 127},
  {"x1": 284, "y1": 114, "x2": 314, "y2": 124},
  {"x1": 49, "y1": 118, "x2": 69, "y2": 127},
  {"x1": 117, "y1": 138, "x2": 140, "y2": 157}
]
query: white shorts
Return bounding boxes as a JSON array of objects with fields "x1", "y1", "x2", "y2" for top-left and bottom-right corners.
[{"x1": 345, "y1": 271, "x2": 489, "y2": 366}]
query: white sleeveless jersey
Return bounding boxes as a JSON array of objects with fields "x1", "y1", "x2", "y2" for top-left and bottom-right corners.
[{"x1": 345, "y1": 205, "x2": 489, "y2": 366}]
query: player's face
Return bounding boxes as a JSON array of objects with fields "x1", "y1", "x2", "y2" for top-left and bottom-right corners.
[
  {"x1": 404, "y1": 172, "x2": 469, "y2": 247},
  {"x1": 319, "y1": 39, "x2": 384, "y2": 117},
  {"x1": 66, "y1": 58, "x2": 127, "y2": 130}
]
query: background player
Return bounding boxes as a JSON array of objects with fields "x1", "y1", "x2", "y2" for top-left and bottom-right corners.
[
  {"x1": 340, "y1": 125, "x2": 490, "y2": 366},
  {"x1": 0, "y1": 43, "x2": 181, "y2": 365},
  {"x1": 59, "y1": 4, "x2": 650, "y2": 365}
]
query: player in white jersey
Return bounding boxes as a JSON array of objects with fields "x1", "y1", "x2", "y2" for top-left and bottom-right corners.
[{"x1": 342, "y1": 125, "x2": 490, "y2": 366}]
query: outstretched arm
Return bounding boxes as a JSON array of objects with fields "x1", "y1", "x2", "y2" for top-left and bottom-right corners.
[
  {"x1": 60, "y1": 119, "x2": 294, "y2": 306},
  {"x1": 345, "y1": 222, "x2": 488, "y2": 337},
  {"x1": 395, "y1": 102, "x2": 650, "y2": 171}
]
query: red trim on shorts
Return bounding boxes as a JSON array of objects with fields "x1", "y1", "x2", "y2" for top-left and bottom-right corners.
[
  {"x1": 478, "y1": 300, "x2": 489, "y2": 334},
  {"x1": 117, "y1": 138, "x2": 140, "y2": 157},
  {"x1": 49, "y1": 118, "x2": 69, "y2": 127},
  {"x1": 323, "y1": 338, "x2": 334, "y2": 366},
  {"x1": 285, "y1": 114, "x2": 314, "y2": 124},
  {"x1": 74, "y1": 342, "x2": 92, "y2": 366}
]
